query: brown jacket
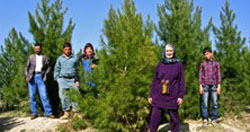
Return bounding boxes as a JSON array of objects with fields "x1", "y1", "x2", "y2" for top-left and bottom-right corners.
[{"x1": 25, "y1": 54, "x2": 51, "y2": 82}]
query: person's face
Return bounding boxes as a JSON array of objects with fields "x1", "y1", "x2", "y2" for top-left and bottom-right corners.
[
  {"x1": 63, "y1": 46, "x2": 71, "y2": 56},
  {"x1": 204, "y1": 51, "x2": 213, "y2": 60},
  {"x1": 34, "y1": 46, "x2": 42, "y2": 55},
  {"x1": 85, "y1": 47, "x2": 93, "y2": 55},
  {"x1": 165, "y1": 45, "x2": 174, "y2": 59}
]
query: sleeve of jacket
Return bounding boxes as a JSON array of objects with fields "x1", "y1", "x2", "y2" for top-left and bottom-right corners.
[
  {"x1": 25, "y1": 55, "x2": 31, "y2": 78},
  {"x1": 43, "y1": 56, "x2": 51, "y2": 81},
  {"x1": 216, "y1": 62, "x2": 221, "y2": 84},
  {"x1": 149, "y1": 62, "x2": 160, "y2": 97},
  {"x1": 199, "y1": 63, "x2": 204, "y2": 85},
  {"x1": 74, "y1": 56, "x2": 80, "y2": 82},
  {"x1": 45, "y1": 56, "x2": 51, "y2": 75},
  {"x1": 54, "y1": 57, "x2": 61, "y2": 81},
  {"x1": 178, "y1": 62, "x2": 185, "y2": 99}
]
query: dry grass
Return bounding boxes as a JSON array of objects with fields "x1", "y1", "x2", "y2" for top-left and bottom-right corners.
[{"x1": 159, "y1": 112, "x2": 250, "y2": 132}]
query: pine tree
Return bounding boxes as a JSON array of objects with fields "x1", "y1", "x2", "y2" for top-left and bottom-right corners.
[
  {"x1": 213, "y1": 0, "x2": 250, "y2": 114},
  {"x1": 0, "y1": 28, "x2": 32, "y2": 110},
  {"x1": 73, "y1": 0, "x2": 160, "y2": 131},
  {"x1": 27, "y1": 0, "x2": 75, "y2": 115},
  {"x1": 244, "y1": 49, "x2": 250, "y2": 104},
  {"x1": 156, "y1": 0, "x2": 212, "y2": 119},
  {"x1": 247, "y1": 51, "x2": 250, "y2": 102},
  {"x1": 28, "y1": 0, "x2": 75, "y2": 63}
]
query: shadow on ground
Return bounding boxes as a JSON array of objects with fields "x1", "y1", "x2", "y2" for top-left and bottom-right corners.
[{"x1": 0, "y1": 117, "x2": 25, "y2": 132}]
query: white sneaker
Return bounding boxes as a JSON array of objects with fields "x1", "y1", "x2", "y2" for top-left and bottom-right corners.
[
  {"x1": 211, "y1": 120, "x2": 218, "y2": 126},
  {"x1": 202, "y1": 119, "x2": 208, "y2": 126}
]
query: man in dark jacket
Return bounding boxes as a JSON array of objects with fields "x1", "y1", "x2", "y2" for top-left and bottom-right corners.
[{"x1": 25, "y1": 43, "x2": 54, "y2": 120}]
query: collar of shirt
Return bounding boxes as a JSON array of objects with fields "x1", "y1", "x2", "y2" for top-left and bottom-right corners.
[
  {"x1": 63, "y1": 54, "x2": 73, "y2": 59},
  {"x1": 35, "y1": 54, "x2": 42, "y2": 57},
  {"x1": 205, "y1": 59, "x2": 214, "y2": 62}
]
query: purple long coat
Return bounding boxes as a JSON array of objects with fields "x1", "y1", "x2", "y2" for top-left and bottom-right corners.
[{"x1": 150, "y1": 61, "x2": 185, "y2": 109}]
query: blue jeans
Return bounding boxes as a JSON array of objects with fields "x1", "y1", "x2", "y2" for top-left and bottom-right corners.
[
  {"x1": 28, "y1": 74, "x2": 52, "y2": 116},
  {"x1": 87, "y1": 81, "x2": 96, "y2": 87},
  {"x1": 84, "y1": 72, "x2": 96, "y2": 87},
  {"x1": 83, "y1": 59, "x2": 96, "y2": 87},
  {"x1": 201, "y1": 85, "x2": 219, "y2": 121},
  {"x1": 57, "y1": 78, "x2": 79, "y2": 112}
]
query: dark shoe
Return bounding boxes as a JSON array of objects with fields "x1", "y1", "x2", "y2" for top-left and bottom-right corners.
[
  {"x1": 60, "y1": 112, "x2": 70, "y2": 120},
  {"x1": 48, "y1": 114, "x2": 55, "y2": 119},
  {"x1": 30, "y1": 115, "x2": 38, "y2": 120}
]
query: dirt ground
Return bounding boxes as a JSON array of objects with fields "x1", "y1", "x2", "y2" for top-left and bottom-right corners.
[
  {"x1": 159, "y1": 113, "x2": 250, "y2": 132},
  {"x1": 0, "y1": 111, "x2": 249, "y2": 132}
]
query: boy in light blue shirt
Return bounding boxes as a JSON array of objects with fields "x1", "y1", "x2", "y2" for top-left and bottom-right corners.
[{"x1": 54, "y1": 42, "x2": 80, "y2": 119}]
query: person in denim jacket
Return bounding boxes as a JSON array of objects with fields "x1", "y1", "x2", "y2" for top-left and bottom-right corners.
[
  {"x1": 54, "y1": 42, "x2": 80, "y2": 119},
  {"x1": 199, "y1": 47, "x2": 221, "y2": 125}
]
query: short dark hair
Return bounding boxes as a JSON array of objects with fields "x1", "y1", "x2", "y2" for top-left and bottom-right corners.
[
  {"x1": 203, "y1": 47, "x2": 212, "y2": 54},
  {"x1": 34, "y1": 43, "x2": 42, "y2": 48},
  {"x1": 63, "y1": 42, "x2": 72, "y2": 48}
]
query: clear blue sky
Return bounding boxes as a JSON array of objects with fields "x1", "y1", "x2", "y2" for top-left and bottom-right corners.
[{"x1": 0, "y1": 0, "x2": 249, "y2": 52}]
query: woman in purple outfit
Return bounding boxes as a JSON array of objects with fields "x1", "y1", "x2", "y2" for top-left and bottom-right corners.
[{"x1": 148, "y1": 44, "x2": 185, "y2": 132}]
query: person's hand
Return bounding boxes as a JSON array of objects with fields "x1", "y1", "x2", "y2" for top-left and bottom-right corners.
[
  {"x1": 199, "y1": 85, "x2": 204, "y2": 95},
  {"x1": 75, "y1": 81, "x2": 80, "y2": 87},
  {"x1": 25, "y1": 77, "x2": 29, "y2": 83},
  {"x1": 216, "y1": 84, "x2": 221, "y2": 95},
  {"x1": 148, "y1": 97, "x2": 152, "y2": 104},
  {"x1": 199, "y1": 88, "x2": 204, "y2": 95},
  {"x1": 216, "y1": 88, "x2": 221, "y2": 95},
  {"x1": 177, "y1": 98, "x2": 183, "y2": 105},
  {"x1": 91, "y1": 64, "x2": 97, "y2": 69}
]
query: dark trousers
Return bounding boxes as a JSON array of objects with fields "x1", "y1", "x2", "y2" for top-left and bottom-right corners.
[{"x1": 150, "y1": 106, "x2": 179, "y2": 132}]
